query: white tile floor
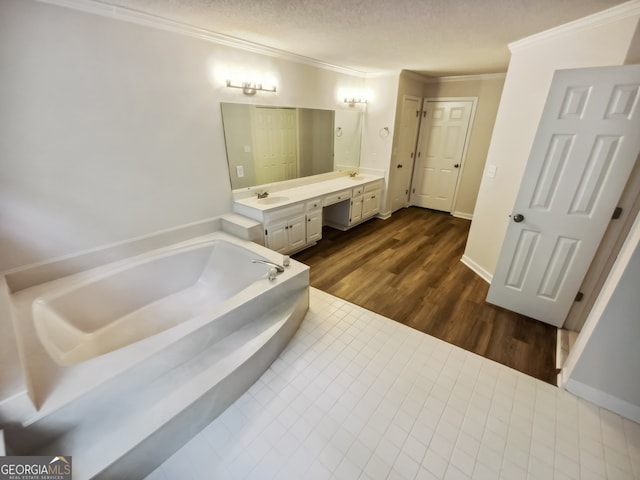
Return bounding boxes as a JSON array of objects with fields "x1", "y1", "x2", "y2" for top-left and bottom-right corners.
[{"x1": 146, "y1": 288, "x2": 640, "y2": 480}]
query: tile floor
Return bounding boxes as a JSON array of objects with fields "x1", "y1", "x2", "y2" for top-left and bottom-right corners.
[{"x1": 146, "y1": 288, "x2": 640, "y2": 480}]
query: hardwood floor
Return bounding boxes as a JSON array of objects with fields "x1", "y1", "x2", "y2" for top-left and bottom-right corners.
[{"x1": 293, "y1": 207, "x2": 557, "y2": 385}]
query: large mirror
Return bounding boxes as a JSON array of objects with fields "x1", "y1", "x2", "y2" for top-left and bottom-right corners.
[{"x1": 221, "y1": 103, "x2": 362, "y2": 190}]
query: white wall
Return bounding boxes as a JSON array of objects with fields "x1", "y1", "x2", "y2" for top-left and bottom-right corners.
[
  {"x1": 361, "y1": 73, "x2": 401, "y2": 216},
  {"x1": 463, "y1": 4, "x2": 640, "y2": 277},
  {"x1": 0, "y1": 0, "x2": 378, "y2": 274}
]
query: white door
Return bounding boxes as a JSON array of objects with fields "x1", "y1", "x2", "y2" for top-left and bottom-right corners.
[
  {"x1": 252, "y1": 107, "x2": 298, "y2": 185},
  {"x1": 411, "y1": 101, "x2": 473, "y2": 212},
  {"x1": 391, "y1": 96, "x2": 422, "y2": 212},
  {"x1": 487, "y1": 65, "x2": 640, "y2": 327}
]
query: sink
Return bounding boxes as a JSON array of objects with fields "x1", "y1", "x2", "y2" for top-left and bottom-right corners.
[
  {"x1": 349, "y1": 175, "x2": 366, "y2": 181},
  {"x1": 256, "y1": 196, "x2": 290, "y2": 205}
]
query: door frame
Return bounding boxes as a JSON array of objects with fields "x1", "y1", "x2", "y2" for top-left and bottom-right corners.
[
  {"x1": 563, "y1": 153, "x2": 640, "y2": 332},
  {"x1": 412, "y1": 97, "x2": 478, "y2": 215}
]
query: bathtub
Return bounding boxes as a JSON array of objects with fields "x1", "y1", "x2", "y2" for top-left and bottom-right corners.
[
  {"x1": 32, "y1": 235, "x2": 295, "y2": 366},
  {"x1": 7, "y1": 231, "x2": 309, "y2": 477}
]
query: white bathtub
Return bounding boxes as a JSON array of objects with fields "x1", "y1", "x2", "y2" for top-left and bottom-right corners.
[
  {"x1": 32, "y1": 234, "x2": 300, "y2": 366},
  {"x1": 8, "y1": 231, "x2": 309, "y2": 477}
]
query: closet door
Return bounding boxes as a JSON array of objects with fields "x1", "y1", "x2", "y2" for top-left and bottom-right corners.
[{"x1": 390, "y1": 95, "x2": 422, "y2": 213}]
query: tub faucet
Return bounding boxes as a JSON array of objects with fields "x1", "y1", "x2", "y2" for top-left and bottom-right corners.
[
  {"x1": 256, "y1": 191, "x2": 269, "y2": 199},
  {"x1": 252, "y1": 259, "x2": 285, "y2": 280}
]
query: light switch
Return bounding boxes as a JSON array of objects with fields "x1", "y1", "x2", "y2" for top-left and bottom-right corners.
[
  {"x1": 486, "y1": 165, "x2": 497, "y2": 178},
  {"x1": 236, "y1": 165, "x2": 244, "y2": 178}
]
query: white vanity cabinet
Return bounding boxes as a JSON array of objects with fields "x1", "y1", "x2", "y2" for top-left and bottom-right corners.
[
  {"x1": 263, "y1": 204, "x2": 307, "y2": 254},
  {"x1": 233, "y1": 174, "x2": 385, "y2": 254},
  {"x1": 350, "y1": 186, "x2": 364, "y2": 224},
  {"x1": 306, "y1": 199, "x2": 323, "y2": 243},
  {"x1": 324, "y1": 179, "x2": 383, "y2": 230},
  {"x1": 361, "y1": 183, "x2": 382, "y2": 218}
]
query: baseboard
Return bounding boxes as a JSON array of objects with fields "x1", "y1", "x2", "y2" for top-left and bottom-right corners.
[
  {"x1": 452, "y1": 211, "x2": 473, "y2": 220},
  {"x1": 460, "y1": 255, "x2": 493, "y2": 284},
  {"x1": 563, "y1": 378, "x2": 640, "y2": 424}
]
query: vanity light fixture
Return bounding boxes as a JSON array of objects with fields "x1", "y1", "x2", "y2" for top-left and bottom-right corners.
[
  {"x1": 344, "y1": 97, "x2": 368, "y2": 106},
  {"x1": 226, "y1": 80, "x2": 277, "y2": 96}
]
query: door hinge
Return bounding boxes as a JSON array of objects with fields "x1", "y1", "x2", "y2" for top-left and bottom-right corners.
[
  {"x1": 412, "y1": 188, "x2": 415, "y2": 194},
  {"x1": 405, "y1": 189, "x2": 409, "y2": 195},
  {"x1": 416, "y1": 110, "x2": 419, "y2": 117},
  {"x1": 423, "y1": 111, "x2": 427, "y2": 118},
  {"x1": 265, "y1": 229, "x2": 268, "y2": 236},
  {"x1": 575, "y1": 291, "x2": 584, "y2": 302},
  {"x1": 612, "y1": 206, "x2": 623, "y2": 220}
]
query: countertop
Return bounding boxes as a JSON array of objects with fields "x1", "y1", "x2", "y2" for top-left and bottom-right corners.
[{"x1": 234, "y1": 174, "x2": 384, "y2": 212}]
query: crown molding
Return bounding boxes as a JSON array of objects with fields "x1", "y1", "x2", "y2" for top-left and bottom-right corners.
[
  {"x1": 365, "y1": 70, "x2": 402, "y2": 79},
  {"x1": 37, "y1": 0, "x2": 369, "y2": 78},
  {"x1": 411, "y1": 72, "x2": 507, "y2": 83},
  {"x1": 400, "y1": 70, "x2": 432, "y2": 82},
  {"x1": 436, "y1": 72, "x2": 507, "y2": 83},
  {"x1": 510, "y1": 0, "x2": 640, "y2": 51}
]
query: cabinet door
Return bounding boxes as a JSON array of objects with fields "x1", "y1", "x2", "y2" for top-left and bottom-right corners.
[
  {"x1": 362, "y1": 190, "x2": 381, "y2": 218},
  {"x1": 287, "y1": 215, "x2": 306, "y2": 251},
  {"x1": 350, "y1": 196, "x2": 363, "y2": 225},
  {"x1": 306, "y1": 210, "x2": 322, "y2": 243},
  {"x1": 265, "y1": 220, "x2": 288, "y2": 253}
]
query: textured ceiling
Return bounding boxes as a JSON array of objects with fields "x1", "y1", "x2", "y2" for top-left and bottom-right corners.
[{"x1": 101, "y1": 0, "x2": 629, "y2": 76}]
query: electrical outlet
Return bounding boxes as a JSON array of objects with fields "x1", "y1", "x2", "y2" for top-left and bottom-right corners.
[
  {"x1": 236, "y1": 165, "x2": 244, "y2": 178},
  {"x1": 486, "y1": 165, "x2": 497, "y2": 178}
]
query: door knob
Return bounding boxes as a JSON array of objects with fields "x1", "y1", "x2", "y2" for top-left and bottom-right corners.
[
  {"x1": 511, "y1": 213, "x2": 525, "y2": 223},
  {"x1": 454, "y1": 163, "x2": 460, "y2": 168}
]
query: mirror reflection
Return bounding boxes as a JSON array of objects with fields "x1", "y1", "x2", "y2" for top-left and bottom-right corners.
[{"x1": 221, "y1": 103, "x2": 362, "y2": 190}]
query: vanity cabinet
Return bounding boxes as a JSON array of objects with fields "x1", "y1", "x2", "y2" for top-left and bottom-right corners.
[
  {"x1": 324, "y1": 180, "x2": 383, "y2": 230},
  {"x1": 262, "y1": 200, "x2": 323, "y2": 254},
  {"x1": 306, "y1": 199, "x2": 323, "y2": 243},
  {"x1": 265, "y1": 215, "x2": 306, "y2": 253},
  {"x1": 233, "y1": 175, "x2": 385, "y2": 254},
  {"x1": 362, "y1": 189, "x2": 382, "y2": 218},
  {"x1": 263, "y1": 203, "x2": 307, "y2": 254}
]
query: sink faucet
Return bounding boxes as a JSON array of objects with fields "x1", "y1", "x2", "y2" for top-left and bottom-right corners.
[
  {"x1": 252, "y1": 259, "x2": 285, "y2": 280},
  {"x1": 349, "y1": 171, "x2": 358, "y2": 178},
  {"x1": 256, "y1": 191, "x2": 269, "y2": 199}
]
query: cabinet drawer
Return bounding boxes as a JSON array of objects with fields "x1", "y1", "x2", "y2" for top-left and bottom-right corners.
[
  {"x1": 352, "y1": 186, "x2": 364, "y2": 197},
  {"x1": 306, "y1": 198, "x2": 323, "y2": 211},
  {"x1": 364, "y1": 179, "x2": 384, "y2": 193},
  {"x1": 264, "y1": 202, "x2": 305, "y2": 223},
  {"x1": 324, "y1": 189, "x2": 352, "y2": 206}
]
